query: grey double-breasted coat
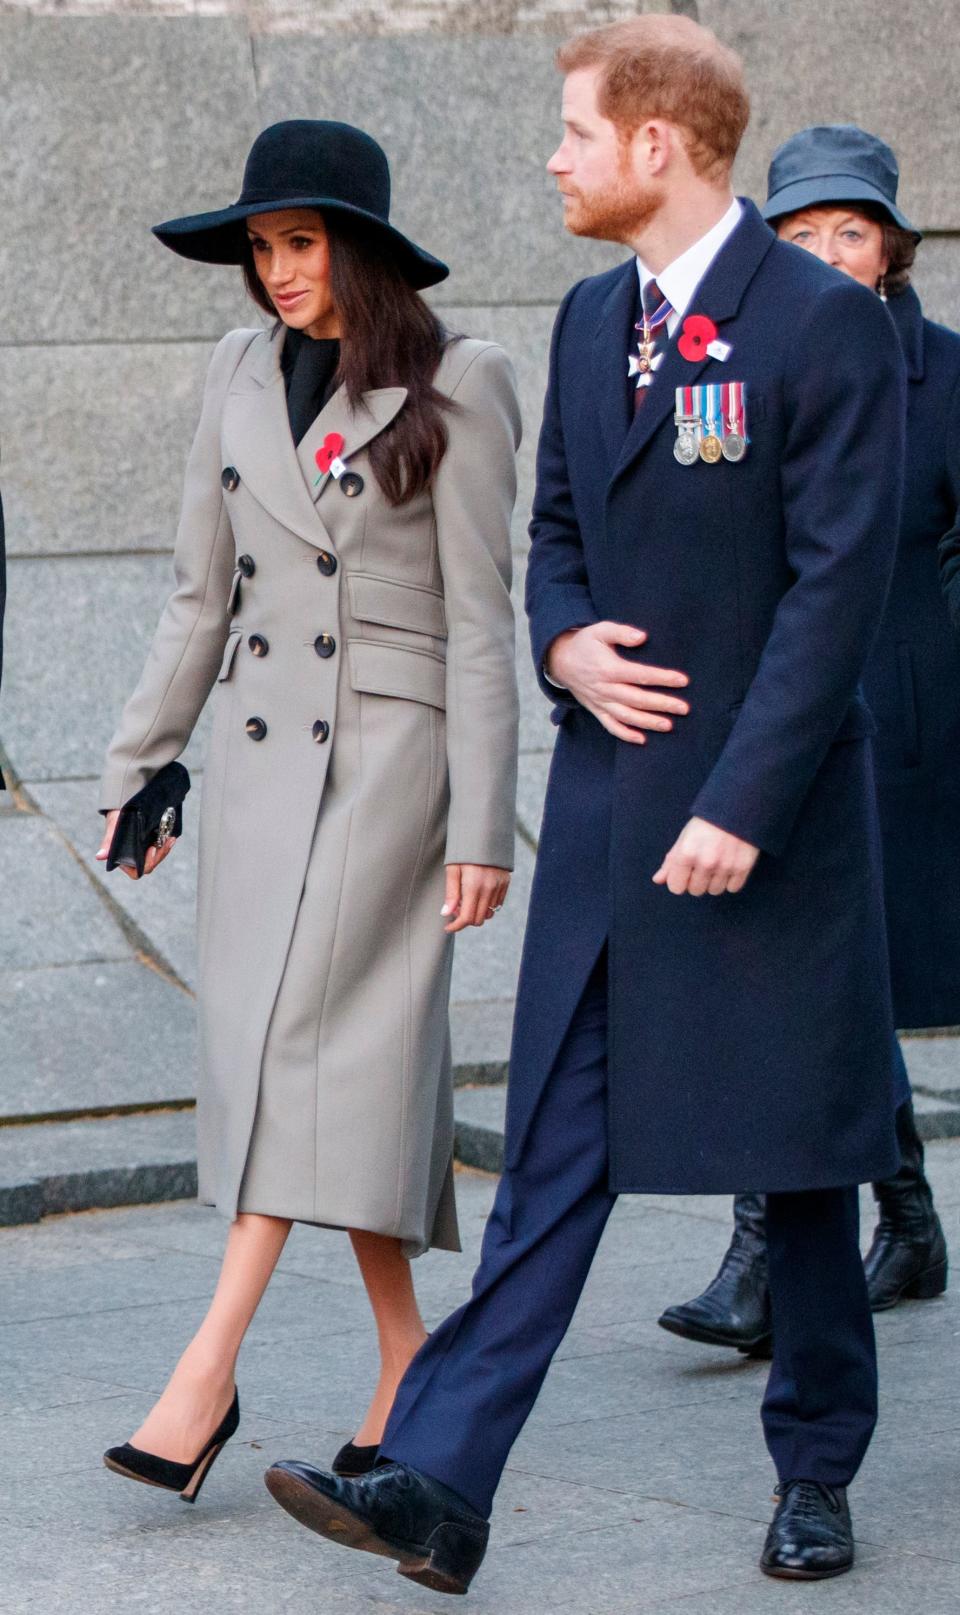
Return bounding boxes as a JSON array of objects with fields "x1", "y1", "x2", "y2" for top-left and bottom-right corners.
[{"x1": 101, "y1": 325, "x2": 520, "y2": 1254}]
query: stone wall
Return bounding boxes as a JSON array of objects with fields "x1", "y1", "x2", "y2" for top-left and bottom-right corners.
[
  {"x1": 0, "y1": 3, "x2": 955, "y2": 987},
  {"x1": 1, "y1": 0, "x2": 957, "y2": 797}
]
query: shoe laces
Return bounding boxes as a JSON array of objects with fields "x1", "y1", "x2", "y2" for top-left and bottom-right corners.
[{"x1": 775, "y1": 1479, "x2": 840, "y2": 1516}]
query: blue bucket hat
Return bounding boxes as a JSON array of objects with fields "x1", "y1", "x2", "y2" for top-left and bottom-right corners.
[
  {"x1": 762, "y1": 124, "x2": 921, "y2": 241},
  {"x1": 153, "y1": 119, "x2": 449, "y2": 291}
]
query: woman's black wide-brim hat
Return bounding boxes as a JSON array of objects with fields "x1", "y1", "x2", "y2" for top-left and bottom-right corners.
[{"x1": 153, "y1": 119, "x2": 450, "y2": 290}]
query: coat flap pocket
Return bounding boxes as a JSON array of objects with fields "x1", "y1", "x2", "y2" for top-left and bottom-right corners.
[
  {"x1": 348, "y1": 639, "x2": 446, "y2": 710},
  {"x1": 348, "y1": 573, "x2": 447, "y2": 638},
  {"x1": 217, "y1": 628, "x2": 243, "y2": 682}
]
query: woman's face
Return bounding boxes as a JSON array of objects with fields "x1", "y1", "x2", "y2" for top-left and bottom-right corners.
[
  {"x1": 246, "y1": 208, "x2": 341, "y2": 338},
  {"x1": 776, "y1": 206, "x2": 889, "y2": 291}
]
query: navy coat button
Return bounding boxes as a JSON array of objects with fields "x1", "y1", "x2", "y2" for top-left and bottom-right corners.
[
  {"x1": 340, "y1": 472, "x2": 364, "y2": 498},
  {"x1": 312, "y1": 719, "x2": 330, "y2": 744},
  {"x1": 245, "y1": 716, "x2": 267, "y2": 741},
  {"x1": 238, "y1": 554, "x2": 256, "y2": 578},
  {"x1": 314, "y1": 633, "x2": 337, "y2": 659},
  {"x1": 248, "y1": 634, "x2": 269, "y2": 657},
  {"x1": 221, "y1": 466, "x2": 240, "y2": 492},
  {"x1": 316, "y1": 551, "x2": 338, "y2": 576}
]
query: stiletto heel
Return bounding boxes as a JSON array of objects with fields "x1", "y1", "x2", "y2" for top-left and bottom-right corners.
[{"x1": 103, "y1": 1389, "x2": 240, "y2": 1501}]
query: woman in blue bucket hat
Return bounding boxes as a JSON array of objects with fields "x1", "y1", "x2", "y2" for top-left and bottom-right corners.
[{"x1": 660, "y1": 124, "x2": 956, "y2": 1370}]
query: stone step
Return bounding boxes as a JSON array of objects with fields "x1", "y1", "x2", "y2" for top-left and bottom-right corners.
[
  {"x1": 2, "y1": 1080, "x2": 958, "y2": 1229},
  {"x1": 0, "y1": 1109, "x2": 198, "y2": 1226},
  {"x1": 0, "y1": 1081, "x2": 506, "y2": 1227}
]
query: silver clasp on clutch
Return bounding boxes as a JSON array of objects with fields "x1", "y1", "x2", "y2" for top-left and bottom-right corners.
[{"x1": 155, "y1": 806, "x2": 176, "y2": 849}]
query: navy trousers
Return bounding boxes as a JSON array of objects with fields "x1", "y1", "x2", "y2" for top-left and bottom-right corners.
[{"x1": 383, "y1": 952, "x2": 878, "y2": 1517}]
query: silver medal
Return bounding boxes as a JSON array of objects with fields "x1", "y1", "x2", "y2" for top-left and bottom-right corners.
[
  {"x1": 721, "y1": 431, "x2": 747, "y2": 463},
  {"x1": 673, "y1": 414, "x2": 700, "y2": 466}
]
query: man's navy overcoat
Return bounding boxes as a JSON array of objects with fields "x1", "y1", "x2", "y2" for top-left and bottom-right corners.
[{"x1": 511, "y1": 202, "x2": 905, "y2": 1194}]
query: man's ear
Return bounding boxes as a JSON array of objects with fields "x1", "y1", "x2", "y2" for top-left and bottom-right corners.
[{"x1": 633, "y1": 118, "x2": 671, "y2": 178}]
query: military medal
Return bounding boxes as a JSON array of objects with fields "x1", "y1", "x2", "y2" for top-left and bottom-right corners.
[
  {"x1": 721, "y1": 380, "x2": 748, "y2": 462},
  {"x1": 629, "y1": 285, "x2": 672, "y2": 394},
  {"x1": 699, "y1": 382, "x2": 723, "y2": 463},
  {"x1": 673, "y1": 387, "x2": 700, "y2": 465}
]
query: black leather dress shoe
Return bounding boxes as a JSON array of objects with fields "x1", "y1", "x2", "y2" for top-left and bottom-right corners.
[
  {"x1": 864, "y1": 1100, "x2": 948, "y2": 1310},
  {"x1": 264, "y1": 1458, "x2": 489, "y2": 1595},
  {"x1": 760, "y1": 1480, "x2": 853, "y2": 1579},
  {"x1": 658, "y1": 1193, "x2": 773, "y2": 1354}
]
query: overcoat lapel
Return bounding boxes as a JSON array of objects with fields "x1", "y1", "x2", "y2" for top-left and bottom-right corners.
[
  {"x1": 611, "y1": 202, "x2": 777, "y2": 486},
  {"x1": 886, "y1": 284, "x2": 925, "y2": 382},
  {"x1": 224, "y1": 325, "x2": 407, "y2": 549},
  {"x1": 297, "y1": 385, "x2": 408, "y2": 506},
  {"x1": 593, "y1": 262, "x2": 639, "y2": 467}
]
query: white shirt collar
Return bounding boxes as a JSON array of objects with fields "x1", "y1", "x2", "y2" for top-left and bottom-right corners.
[{"x1": 636, "y1": 197, "x2": 742, "y2": 325}]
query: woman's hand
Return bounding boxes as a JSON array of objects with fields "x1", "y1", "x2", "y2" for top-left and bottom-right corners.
[
  {"x1": 95, "y1": 808, "x2": 178, "y2": 880},
  {"x1": 442, "y1": 865, "x2": 511, "y2": 933}
]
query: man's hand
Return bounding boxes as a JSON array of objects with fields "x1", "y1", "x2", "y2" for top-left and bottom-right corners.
[
  {"x1": 653, "y1": 816, "x2": 760, "y2": 896},
  {"x1": 546, "y1": 622, "x2": 690, "y2": 743}
]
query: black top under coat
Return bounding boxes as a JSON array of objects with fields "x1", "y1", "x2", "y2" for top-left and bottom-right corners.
[{"x1": 281, "y1": 328, "x2": 342, "y2": 444}]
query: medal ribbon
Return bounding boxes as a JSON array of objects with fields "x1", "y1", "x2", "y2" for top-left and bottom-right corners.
[
  {"x1": 706, "y1": 383, "x2": 721, "y2": 438},
  {"x1": 722, "y1": 381, "x2": 747, "y2": 439}
]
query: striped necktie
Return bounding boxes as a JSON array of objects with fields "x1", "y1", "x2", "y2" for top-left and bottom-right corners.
[{"x1": 630, "y1": 278, "x2": 674, "y2": 410}]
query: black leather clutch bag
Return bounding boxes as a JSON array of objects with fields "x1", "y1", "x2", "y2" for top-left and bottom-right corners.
[{"x1": 106, "y1": 761, "x2": 191, "y2": 878}]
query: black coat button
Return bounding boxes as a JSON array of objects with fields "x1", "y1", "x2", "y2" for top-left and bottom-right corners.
[
  {"x1": 248, "y1": 634, "x2": 269, "y2": 657},
  {"x1": 312, "y1": 720, "x2": 330, "y2": 744},
  {"x1": 238, "y1": 554, "x2": 256, "y2": 579},
  {"x1": 314, "y1": 634, "x2": 337, "y2": 659},
  {"x1": 221, "y1": 466, "x2": 240, "y2": 492},
  {"x1": 245, "y1": 716, "x2": 267, "y2": 741},
  {"x1": 316, "y1": 551, "x2": 338, "y2": 576},
  {"x1": 340, "y1": 473, "x2": 364, "y2": 498}
]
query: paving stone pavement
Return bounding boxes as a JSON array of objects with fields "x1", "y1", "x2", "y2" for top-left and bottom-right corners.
[{"x1": 0, "y1": 1152, "x2": 958, "y2": 1614}]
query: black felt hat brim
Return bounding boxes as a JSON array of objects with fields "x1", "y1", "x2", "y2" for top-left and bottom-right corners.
[{"x1": 153, "y1": 196, "x2": 450, "y2": 289}]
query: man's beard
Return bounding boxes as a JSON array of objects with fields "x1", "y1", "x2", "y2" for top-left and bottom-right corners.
[{"x1": 562, "y1": 163, "x2": 663, "y2": 245}]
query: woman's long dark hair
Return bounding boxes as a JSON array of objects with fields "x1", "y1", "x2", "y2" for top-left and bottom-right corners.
[{"x1": 243, "y1": 214, "x2": 453, "y2": 506}]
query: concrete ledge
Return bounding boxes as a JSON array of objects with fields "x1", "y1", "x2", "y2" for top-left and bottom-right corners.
[
  {"x1": 0, "y1": 1110, "x2": 197, "y2": 1226},
  {"x1": 2, "y1": 1078, "x2": 957, "y2": 1229}
]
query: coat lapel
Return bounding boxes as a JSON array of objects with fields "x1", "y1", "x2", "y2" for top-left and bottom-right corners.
[
  {"x1": 593, "y1": 261, "x2": 640, "y2": 468},
  {"x1": 297, "y1": 385, "x2": 408, "y2": 505},
  {"x1": 611, "y1": 201, "x2": 777, "y2": 486},
  {"x1": 224, "y1": 325, "x2": 407, "y2": 548},
  {"x1": 887, "y1": 284, "x2": 925, "y2": 382}
]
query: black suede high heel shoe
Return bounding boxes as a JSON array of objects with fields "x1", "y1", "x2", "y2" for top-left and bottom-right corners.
[
  {"x1": 332, "y1": 1439, "x2": 381, "y2": 1478},
  {"x1": 103, "y1": 1389, "x2": 240, "y2": 1503}
]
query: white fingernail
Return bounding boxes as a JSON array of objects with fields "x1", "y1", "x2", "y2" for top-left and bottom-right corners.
[{"x1": 441, "y1": 903, "x2": 452, "y2": 916}]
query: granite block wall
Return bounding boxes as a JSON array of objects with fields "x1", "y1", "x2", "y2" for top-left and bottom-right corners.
[{"x1": 0, "y1": 0, "x2": 955, "y2": 911}]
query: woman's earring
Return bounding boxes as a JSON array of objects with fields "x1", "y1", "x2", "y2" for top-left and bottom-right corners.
[{"x1": 877, "y1": 274, "x2": 888, "y2": 302}]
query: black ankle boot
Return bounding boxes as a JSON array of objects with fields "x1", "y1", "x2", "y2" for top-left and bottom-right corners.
[
  {"x1": 864, "y1": 1100, "x2": 948, "y2": 1310},
  {"x1": 658, "y1": 1193, "x2": 772, "y2": 1354}
]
